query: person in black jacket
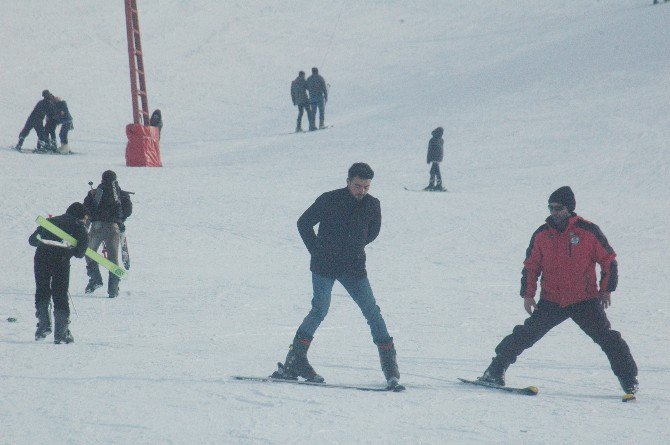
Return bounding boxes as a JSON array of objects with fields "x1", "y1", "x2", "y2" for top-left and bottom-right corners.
[
  {"x1": 305, "y1": 67, "x2": 328, "y2": 130},
  {"x1": 271, "y1": 163, "x2": 401, "y2": 388},
  {"x1": 14, "y1": 90, "x2": 56, "y2": 152},
  {"x1": 83, "y1": 170, "x2": 133, "y2": 298},
  {"x1": 290, "y1": 71, "x2": 312, "y2": 132},
  {"x1": 150, "y1": 109, "x2": 162, "y2": 139},
  {"x1": 45, "y1": 96, "x2": 74, "y2": 153},
  {"x1": 425, "y1": 127, "x2": 445, "y2": 191},
  {"x1": 29, "y1": 202, "x2": 89, "y2": 344}
]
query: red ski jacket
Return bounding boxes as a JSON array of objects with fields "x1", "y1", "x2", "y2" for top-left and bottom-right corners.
[{"x1": 520, "y1": 214, "x2": 618, "y2": 307}]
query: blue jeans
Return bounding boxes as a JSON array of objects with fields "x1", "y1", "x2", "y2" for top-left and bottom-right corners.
[
  {"x1": 297, "y1": 273, "x2": 392, "y2": 344},
  {"x1": 309, "y1": 97, "x2": 325, "y2": 128}
]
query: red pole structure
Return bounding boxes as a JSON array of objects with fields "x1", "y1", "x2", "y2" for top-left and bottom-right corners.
[{"x1": 124, "y1": 0, "x2": 162, "y2": 166}]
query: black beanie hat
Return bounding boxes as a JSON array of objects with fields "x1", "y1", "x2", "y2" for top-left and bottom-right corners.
[
  {"x1": 66, "y1": 202, "x2": 88, "y2": 219},
  {"x1": 102, "y1": 170, "x2": 117, "y2": 183},
  {"x1": 548, "y1": 186, "x2": 576, "y2": 212},
  {"x1": 42, "y1": 89, "x2": 51, "y2": 99}
]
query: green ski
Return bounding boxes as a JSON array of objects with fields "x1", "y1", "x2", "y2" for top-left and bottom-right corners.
[{"x1": 36, "y1": 215, "x2": 127, "y2": 279}]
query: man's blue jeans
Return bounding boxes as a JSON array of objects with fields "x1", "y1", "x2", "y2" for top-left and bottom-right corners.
[{"x1": 297, "y1": 273, "x2": 392, "y2": 344}]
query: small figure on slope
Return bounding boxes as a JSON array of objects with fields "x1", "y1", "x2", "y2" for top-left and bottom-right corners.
[
  {"x1": 290, "y1": 71, "x2": 312, "y2": 133},
  {"x1": 425, "y1": 127, "x2": 445, "y2": 191},
  {"x1": 14, "y1": 90, "x2": 56, "y2": 152},
  {"x1": 271, "y1": 163, "x2": 401, "y2": 389},
  {"x1": 478, "y1": 186, "x2": 639, "y2": 396},
  {"x1": 45, "y1": 95, "x2": 74, "y2": 154},
  {"x1": 29, "y1": 202, "x2": 89, "y2": 344},
  {"x1": 306, "y1": 67, "x2": 328, "y2": 130}
]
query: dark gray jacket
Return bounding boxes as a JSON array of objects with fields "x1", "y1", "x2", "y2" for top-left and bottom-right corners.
[
  {"x1": 298, "y1": 187, "x2": 381, "y2": 278},
  {"x1": 427, "y1": 127, "x2": 444, "y2": 163},
  {"x1": 291, "y1": 76, "x2": 309, "y2": 105},
  {"x1": 306, "y1": 74, "x2": 328, "y2": 101}
]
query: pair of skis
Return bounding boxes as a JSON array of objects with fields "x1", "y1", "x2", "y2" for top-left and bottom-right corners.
[{"x1": 36, "y1": 216, "x2": 128, "y2": 279}]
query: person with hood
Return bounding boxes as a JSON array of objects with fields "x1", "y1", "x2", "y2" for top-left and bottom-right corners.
[
  {"x1": 271, "y1": 163, "x2": 402, "y2": 390},
  {"x1": 290, "y1": 71, "x2": 312, "y2": 132},
  {"x1": 14, "y1": 89, "x2": 55, "y2": 152},
  {"x1": 478, "y1": 186, "x2": 639, "y2": 396},
  {"x1": 150, "y1": 109, "x2": 163, "y2": 139},
  {"x1": 28, "y1": 202, "x2": 89, "y2": 344},
  {"x1": 83, "y1": 170, "x2": 133, "y2": 298},
  {"x1": 305, "y1": 67, "x2": 328, "y2": 130},
  {"x1": 45, "y1": 96, "x2": 74, "y2": 153},
  {"x1": 425, "y1": 127, "x2": 445, "y2": 191}
]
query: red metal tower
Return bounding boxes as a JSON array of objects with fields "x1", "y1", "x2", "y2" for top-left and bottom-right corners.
[{"x1": 124, "y1": 0, "x2": 150, "y2": 125}]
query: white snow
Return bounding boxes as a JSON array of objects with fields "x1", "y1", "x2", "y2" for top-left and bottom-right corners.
[{"x1": 1, "y1": 1, "x2": 669, "y2": 443}]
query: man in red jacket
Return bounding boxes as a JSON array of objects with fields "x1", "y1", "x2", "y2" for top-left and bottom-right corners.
[{"x1": 479, "y1": 186, "x2": 639, "y2": 395}]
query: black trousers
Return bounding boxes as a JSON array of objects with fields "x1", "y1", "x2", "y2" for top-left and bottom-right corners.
[
  {"x1": 429, "y1": 162, "x2": 442, "y2": 184},
  {"x1": 296, "y1": 104, "x2": 312, "y2": 128},
  {"x1": 46, "y1": 121, "x2": 72, "y2": 144},
  {"x1": 34, "y1": 255, "x2": 71, "y2": 316},
  {"x1": 494, "y1": 299, "x2": 638, "y2": 380},
  {"x1": 19, "y1": 116, "x2": 47, "y2": 143}
]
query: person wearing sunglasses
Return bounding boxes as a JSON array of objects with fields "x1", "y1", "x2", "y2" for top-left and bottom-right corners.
[{"x1": 478, "y1": 186, "x2": 639, "y2": 396}]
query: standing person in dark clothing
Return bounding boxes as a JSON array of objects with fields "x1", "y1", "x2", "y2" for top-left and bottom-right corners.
[
  {"x1": 291, "y1": 71, "x2": 312, "y2": 132},
  {"x1": 150, "y1": 109, "x2": 163, "y2": 139},
  {"x1": 425, "y1": 127, "x2": 445, "y2": 191},
  {"x1": 478, "y1": 186, "x2": 639, "y2": 396},
  {"x1": 28, "y1": 202, "x2": 89, "y2": 344},
  {"x1": 14, "y1": 90, "x2": 55, "y2": 152},
  {"x1": 45, "y1": 96, "x2": 74, "y2": 153},
  {"x1": 305, "y1": 67, "x2": 328, "y2": 130},
  {"x1": 83, "y1": 170, "x2": 133, "y2": 298},
  {"x1": 271, "y1": 163, "x2": 402, "y2": 389}
]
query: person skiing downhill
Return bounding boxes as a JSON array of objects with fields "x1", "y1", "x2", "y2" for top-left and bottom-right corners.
[
  {"x1": 83, "y1": 170, "x2": 133, "y2": 298},
  {"x1": 271, "y1": 163, "x2": 402, "y2": 389},
  {"x1": 29, "y1": 202, "x2": 89, "y2": 344},
  {"x1": 425, "y1": 127, "x2": 445, "y2": 191},
  {"x1": 478, "y1": 186, "x2": 639, "y2": 396}
]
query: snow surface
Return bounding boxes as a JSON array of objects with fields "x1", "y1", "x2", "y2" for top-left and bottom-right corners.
[{"x1": 1, "y1": 1, "x2": 669, "y2": 444}]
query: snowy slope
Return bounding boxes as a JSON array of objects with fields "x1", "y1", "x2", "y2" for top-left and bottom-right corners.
[{"x1": 1, "y1": 1, "x2": 669, "y2": 444}]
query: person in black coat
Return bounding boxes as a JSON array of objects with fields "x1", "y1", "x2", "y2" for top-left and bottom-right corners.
[
  {"x1": 45, "y1": 96, "x2": 74, "y2": 153},
  {"x1": 150, "y1": 109, "x2": 162, "y2": 139},
  {"x1": 271, "y1": 163, "x2": 401, "y2": 389},
  {"x1": 29, "y1": 202, "x2": 89, "y2": 344},
  {"x1": 290, "y1": 71, "x2": 312, "y2": 132},
  {"x1": 425, "y1": 127, "x2": 444, "y2": 190},
  {"x1": 14, "y1": 90, "x2": 55, "y2": 152},
  {"x1": 83, "y1": 170, "x2": 133, "y2": 298},
  {"x1": 305, "y1": 67, "x2": 328, "y2": 130}
]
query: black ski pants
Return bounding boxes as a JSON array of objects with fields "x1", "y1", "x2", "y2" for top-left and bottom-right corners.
[
  {"x1": 296, "y1": 103, "x2": 312, "y2": 129},
  {"x1": 494, "y1": 298, "x2": 638, "y2": 381},
  {"x1": 34, "y1": 255, "x2": 71, "y2": 317},
  {"x1": 46, "y1": 120, "x2": 72, "y2": 145},
  {"x1": 429, "y1": 162, "x2": 442, "y2": 185},
  {"x1": 19, "y1": 115, "x2": 47, "y2": 143}
]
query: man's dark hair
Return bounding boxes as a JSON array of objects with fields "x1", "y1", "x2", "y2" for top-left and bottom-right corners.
[
  {"x1": 299, "y1": 70, "x2": 305, "y2": 76},
  {"x1": 312, "y1": 67, "x2": 318, "y2": 74},
  {"x1": 348, "y1": 162, "x2": 374, "y2": 180}
]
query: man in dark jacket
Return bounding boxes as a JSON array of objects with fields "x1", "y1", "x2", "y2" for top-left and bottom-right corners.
[
  {"x1": 478, "y1": 186, "x2": 639, "y2": 396},
  {"x1": 45, "y1": 96, "x2": 74, "y2": 153},
  {"x1": 426, "y1": 127, "x2": 444, "y2": 190},
  {"x1": 305, "y1": 67, "x2": 328, "y2": 130},
  {"x1": 290, "y1": 71, "x2": 312, "y2": 132},
  {"x1": 29, "y1": 202, "x2": 89, "y2": 344},
  {"x1": 271, "y1": 163, "x2": 401, "y2": 389},
  {"x1": 14, "y1": 90, "x2": 55, "y2": 152},
  {"x1": 83, "y1": 170, "x2": 133, "y2": 298}
]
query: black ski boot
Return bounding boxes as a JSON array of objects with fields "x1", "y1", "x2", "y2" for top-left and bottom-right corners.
[
  {"x1": 14, "y1": 136, "x2": 25, "y2": 151},
  {"x1": 271, "y1": 334, "x2": 324, "y2": 382},
  {"x1": 377, "y1": 339, "x2": 401, "y2": 388},
  {"x1": 618, "y1": 376, "x2": 639, "y2": 395},
  {"x1": 34, "y1": 303, "x2": 52, "y2": 340},
  {"x1": 108, "y1": 274, "x2": 120, "y2": 298},
  {"x1": 53, "y1": 309, "x2": 74, "y2": 344},
  {"x1": 85, "y1": 262, "x2": 103, "y2": 294},
  {"x1": 478, "y1": 357, "x2": 508, "y2": 386}
]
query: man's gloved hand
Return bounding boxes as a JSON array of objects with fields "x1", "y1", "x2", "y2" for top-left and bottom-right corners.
[{"x1": 598, "y1": 290, "x2": 611, "y2": 309}]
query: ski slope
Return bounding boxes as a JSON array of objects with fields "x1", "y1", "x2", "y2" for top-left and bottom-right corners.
[{"x1": 1, "y1": 1, "x2": 669, "y2": 444}]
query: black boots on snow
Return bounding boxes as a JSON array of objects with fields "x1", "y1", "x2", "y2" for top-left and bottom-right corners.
[
  {"x1": 53, "y1": 309, "x2": 74, "y2": 344},
  {"x1": 271, "y1": 334, "x2": 324, "y2": 383},
  {"x1": 377, "y1": 339, "x2": 400, "y2": 386},
  {"x1": 34, "y1": 303, "x2": 52, "y2": 340},
  {"x1": 619, "y1": 376, "x2": 639, "y2": 394},
  {"x1": 108, "y1": 274, "x2": 120, "y2": 298},
  {"x1": 479, "y1": 357, "x2": 509, "y2": 386}
]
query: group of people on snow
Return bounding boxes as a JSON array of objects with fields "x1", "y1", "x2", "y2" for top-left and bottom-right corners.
[
  {"x1": 290, "y1": 67, "x2": 328, "y2": 132},
  {"x1": 15, "y1": 89, "x2": 73, "y2": 154},
  {"x1": 28, "y1": 170, "x2": 133, "y2": 344}
]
